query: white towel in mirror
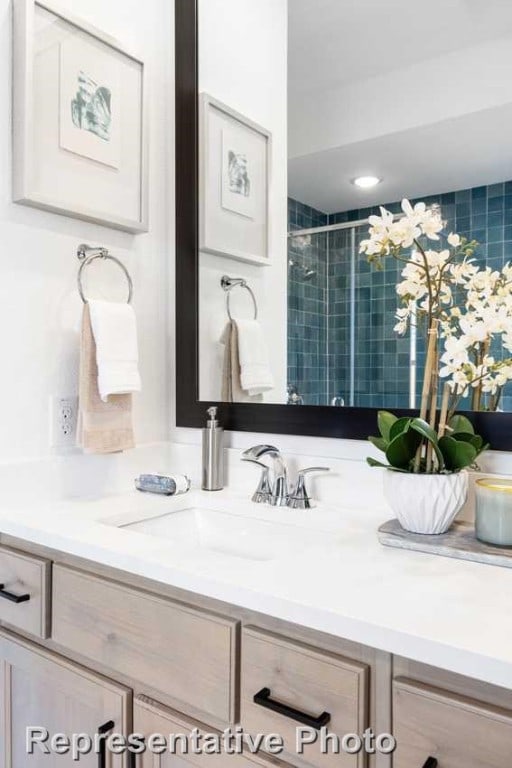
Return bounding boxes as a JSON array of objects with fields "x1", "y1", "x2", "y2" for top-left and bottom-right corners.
[
  {"x1": 234, "y1": 319, "x2": 274, "y2": 397},
  {"x1": 221, "y1": 322, "x2": 262, "y2": 403}
]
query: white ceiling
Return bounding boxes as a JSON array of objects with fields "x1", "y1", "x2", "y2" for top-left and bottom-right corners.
[
  {"x1": 288, "y1": 0, "x2": 512, "y2": 213},
  {"x1": 289, "y1": 104, "x2": 512, "y2": 213},
  {"x1": 289, "y1": 0, "x2": 512, "y2": 96}
]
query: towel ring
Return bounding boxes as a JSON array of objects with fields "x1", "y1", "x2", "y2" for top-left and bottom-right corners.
[
  {"x1": 77, "y1": 244, "x2": 133, "y2": 304},
  {"x1": 221, "y1": 275, "x2": 258, "y2": 321}
]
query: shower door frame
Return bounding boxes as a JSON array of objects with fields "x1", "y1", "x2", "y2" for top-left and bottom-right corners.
[
  {"x1": 288, "y1": 219, "x2": 418, "y2": 410},
  {"x1": 174, "y1": 0, "x2": 512, "y2": 449}
]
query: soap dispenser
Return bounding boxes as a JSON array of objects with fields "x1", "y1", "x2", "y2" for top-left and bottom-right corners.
[{"x1": 202, "y1": 407, "x2": 224, "y2": 491}]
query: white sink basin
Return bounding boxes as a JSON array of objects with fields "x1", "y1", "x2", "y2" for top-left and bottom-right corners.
[
  {"x1": 95, "y1": 488, "x2": 357, "y2": 562},
  {"x1": 96, "y1": 491, "x2": 365, "y2": 563},
  {"x1": 115, "y1": 506, "x2": 322, "y2": 561}
]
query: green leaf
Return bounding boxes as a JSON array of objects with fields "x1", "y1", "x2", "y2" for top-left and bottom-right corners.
[
  {"x1": 368, "y1": 436, "x2": 388, "y2": 453},
  {"x1": 386, "y1": 429, "x2": 422, "y2": 470},
  {"x1": 389, "y1": 417, "x2": 412, "y2": 442},
  {"x1": 366, "y1": 457, "x2": 389, "y2": 469},
  {"x1": 439, "y1": 436, "x2": 477, "y2": 471},
  {"x1": 451, "y1": 432, "x2": 483, "y2": 453},
  {"x1": 377, "y1": 411, "x2": 398, "y2": 442},
  {"x1": 449, "y1": 414, "x2": 475, "y2": 435},
  {"x1": 410, "y1": 418, "x2": 438, "y2": 443},
  {"x1": 410, "y1": 418, "x2": 445, "y2": 470}
]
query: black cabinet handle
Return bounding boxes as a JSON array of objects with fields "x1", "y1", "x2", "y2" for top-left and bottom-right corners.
[
  {"x1": 0, "y1": 584, "x2": 30, "y2": 604},
  {"x1": 97, "y1": 720, "x2": 115, "y2": 768},
  {"x1": 253, "y1": 687, "x2": 331, "y2": 730},
  {"x1": 422, "y1": 759, "x2": 438, "y2": 768}
]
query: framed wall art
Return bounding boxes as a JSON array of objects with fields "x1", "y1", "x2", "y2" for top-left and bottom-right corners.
[
  {"x1": 199, "y1": 93, "x2": 271, "y2": 266},
  {"x1": 12, "y1": 0, "x2": 149, "y2": 233}
]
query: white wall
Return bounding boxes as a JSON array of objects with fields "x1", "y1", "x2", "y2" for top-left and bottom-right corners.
[
  {"x1": 198, "y1": 0, "x2": 288, "y2": 404},
  {"x1": 0, "y1": 0, "x2": 173, "y2": 462}
]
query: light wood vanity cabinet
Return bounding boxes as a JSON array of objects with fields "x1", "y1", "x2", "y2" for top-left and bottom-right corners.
[
  {"x1": 0, "y1": 629, "x2": 130, "y2": 768},
  {"x1": 1, "y1": 538, "x2": 512, "y2": 767}
]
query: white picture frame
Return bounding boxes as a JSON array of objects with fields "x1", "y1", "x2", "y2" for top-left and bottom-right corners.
[
  {"x1": 12, "y1": 0, "x2": 149, "y2": 234},
  {"x1": 200, "y1": 93, "x2": 271, "y2": 266}
]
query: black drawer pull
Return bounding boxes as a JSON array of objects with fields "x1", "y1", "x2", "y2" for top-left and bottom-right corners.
[
  {"x1": 0, "y1": 584, "x2": 30, "y2": 604},
  {"x1": 97, "y1": 720, "x2": 115, "y2": 768},
  {"x1": 422, "y1": 759, "x2": 438, "y2": 768},
  {"x1": 253, "y1": 687, "x2": 331, "y2": 729}
]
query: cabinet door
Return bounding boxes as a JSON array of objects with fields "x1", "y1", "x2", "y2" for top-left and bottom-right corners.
[
  {"x1": 393, "y1": 678, "x2": 512, "y2": 768},
  {"x1": 134, "y1": 696, "x2": 289, "y2": 767},
  {"x1": 0, "y1": 630, "x2": 130, "y2": 767}
]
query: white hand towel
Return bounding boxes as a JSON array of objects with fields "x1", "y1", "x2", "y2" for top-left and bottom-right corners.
[
  {"x1": 235, "y1": 319, "x2": 274, "y2": 396},
  {"x1": 88, "y1": 300, "x2": 142, "y2": 402}
]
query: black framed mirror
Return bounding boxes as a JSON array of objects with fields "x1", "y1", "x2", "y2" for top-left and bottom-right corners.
[{"x1": 175, "y1": 0, "x2": 512, "y2": 450}]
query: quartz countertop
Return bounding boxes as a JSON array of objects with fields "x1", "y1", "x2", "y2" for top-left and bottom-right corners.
[{"x1": 0, "y1": 487, "x2": 510, "y2": 689}]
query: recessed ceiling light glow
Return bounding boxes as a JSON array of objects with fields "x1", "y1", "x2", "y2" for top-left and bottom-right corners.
[{"x1": 352, "y1": 176, "x2": 382, "y2": 189}]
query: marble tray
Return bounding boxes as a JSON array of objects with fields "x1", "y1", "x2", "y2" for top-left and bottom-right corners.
[{"x1": 378, "y1": 519, "x2": 512, "y2": 568}]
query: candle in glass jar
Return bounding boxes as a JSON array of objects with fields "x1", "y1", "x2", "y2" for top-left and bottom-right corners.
[{"x1": 475, "y1": 478, "x2": 512, "y2": 547}]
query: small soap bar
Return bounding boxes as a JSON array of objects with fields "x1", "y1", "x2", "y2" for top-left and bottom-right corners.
[{"x1": 135, "y1": 474, "x2": 191, "y2": 496}]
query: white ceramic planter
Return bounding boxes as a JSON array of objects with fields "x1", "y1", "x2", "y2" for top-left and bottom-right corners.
[{"x1": 383, "y1": 470, "x2": 469, "y2": 535}]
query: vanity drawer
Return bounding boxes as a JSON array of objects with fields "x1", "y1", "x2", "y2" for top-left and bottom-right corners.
[
  {"x1": 52, "y1": 564, "x2": 238, "y2": 726},
  {"x1": 240, "y1": 627, "x2": 368, "y2": 767},
  {"x1": 0, "y1": 545, "x2": 51, "y2": 638},
  {"x1": 393, "y1": 678, "x2": 512, "y2": 767},
  {"x1": 135, "y1": 695, "x2": 292, "y2": 766}
]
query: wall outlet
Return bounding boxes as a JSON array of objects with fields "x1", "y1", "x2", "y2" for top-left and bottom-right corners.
[{"x1": 50, "y1": 396, "x2": 78, "y2": 449}]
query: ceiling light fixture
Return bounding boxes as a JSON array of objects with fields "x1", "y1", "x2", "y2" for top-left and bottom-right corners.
[{"x1": 352, "y1": 176, "x2": 382, "y2": 189}]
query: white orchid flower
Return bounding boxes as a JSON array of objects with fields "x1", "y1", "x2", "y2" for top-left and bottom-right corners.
[
  {"x1": 420, "y1": 214, "x2": 444, "y2": 240},
  {"x1": 401, "y1": 199, "x2": 426, "y2": 223}
]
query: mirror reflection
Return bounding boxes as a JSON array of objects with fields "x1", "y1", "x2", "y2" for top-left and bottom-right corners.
[{"x1": 199, "y1": 0, "x2": 512, "y2": 411}]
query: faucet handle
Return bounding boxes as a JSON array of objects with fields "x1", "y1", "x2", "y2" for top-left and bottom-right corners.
[
  {"x1": 242, "y1": 458, "x2": 272, "y2": 504},
  {"x1": 242, "y1": 445, "x2": 279, "y2": 460},
  {"x1": 288, "y1": 467, "x2": 330, "y2": 510}
]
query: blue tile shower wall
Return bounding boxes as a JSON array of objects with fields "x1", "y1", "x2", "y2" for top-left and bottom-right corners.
[{"x1": 288, "y1": 181, "x2": 512, "y2": 408}]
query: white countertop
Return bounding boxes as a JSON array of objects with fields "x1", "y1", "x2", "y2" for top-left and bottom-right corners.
[{"x1": 1, "y1": 487, "x2": 511, "y2": 690}]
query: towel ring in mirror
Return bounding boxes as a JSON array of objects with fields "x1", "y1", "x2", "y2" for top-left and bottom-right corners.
[
  {"x1": 221, "y1": 274, "x2": 258, "y2": 321},
  {"x1": 77, "y1": 243, "x2": 133, "y2": 304}
]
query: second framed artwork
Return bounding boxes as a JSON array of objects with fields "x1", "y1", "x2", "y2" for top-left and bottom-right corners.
[
  {"x1": 12, "y1": 0, "x2": 148, "y2": 233},
  {"x1": 199, "y1": 93, "x2": 272, "y2": 266}
]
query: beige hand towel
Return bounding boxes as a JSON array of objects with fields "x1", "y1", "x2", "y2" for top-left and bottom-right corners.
[
  {"x1": 220, "y1": 322, "x2": 263, "y2": 403},
  {"x1": 77, "y1": 304, "x2": 135, "y2": 454}
]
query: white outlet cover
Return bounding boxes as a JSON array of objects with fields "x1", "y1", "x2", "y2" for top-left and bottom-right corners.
[{"x1": 50, "y1": 396, "x2": 78, "y2": 449}]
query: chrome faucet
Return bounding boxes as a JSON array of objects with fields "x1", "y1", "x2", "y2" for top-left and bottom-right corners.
[
  {"x1": 242, "y1": 446, "x2": 331, "y2": 508},
  {"x1": 242, "y1": 445, "x2": 289, "y2": 506}
]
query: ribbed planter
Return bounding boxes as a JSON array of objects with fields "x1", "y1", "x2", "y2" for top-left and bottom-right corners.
[{"x1": 383, "y1": 470, "x2": 469, "y2": 534}]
